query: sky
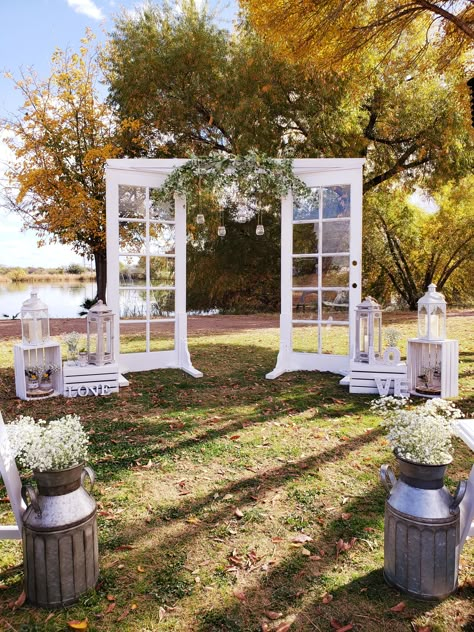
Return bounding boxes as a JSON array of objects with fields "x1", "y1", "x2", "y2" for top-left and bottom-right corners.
[{"x1": 0, "y1": 0, "x2": 236, "y2": 268}]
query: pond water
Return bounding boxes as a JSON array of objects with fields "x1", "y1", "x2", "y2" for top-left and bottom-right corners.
[{"x1": 0, "y1": 282, "x2": 97, "y2": 319}]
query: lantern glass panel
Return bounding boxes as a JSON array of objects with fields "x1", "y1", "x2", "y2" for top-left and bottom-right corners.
[
  {"x1": 418, "y1": 305, "x2": 428, "y2": 338},
  {"x1": 374, "y1": 313, "x2": 382, "y2": 356},
  {"x1": 359, "y1": 315, "x2": 368, "y2": 354}
]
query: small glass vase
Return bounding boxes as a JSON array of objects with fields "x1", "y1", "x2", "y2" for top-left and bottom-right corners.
[
  {"x1": 39, "y1": 377, "x2": 53, "y2": 392},
  {"x1": 67, "y1": 345, "x2": 78, "y2": 366},
  {"x1": 26, "y1": 377, "x2": 39, "y2": 391},
  {"x1": 78, "y1": 352, "x2": 88, "y2": 367}
]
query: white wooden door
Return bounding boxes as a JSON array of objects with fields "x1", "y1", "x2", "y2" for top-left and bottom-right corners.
[
  {"x1": 106, "y1": 162, "x2": 202, "y2": 377},
  {"x1": 267, "y1": 159, "x2": 364, "y2": 378}
]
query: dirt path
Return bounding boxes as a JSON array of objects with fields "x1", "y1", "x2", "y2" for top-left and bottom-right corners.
[{"x1": 0, "y1": 310, "x2": 472, "y2": 341}]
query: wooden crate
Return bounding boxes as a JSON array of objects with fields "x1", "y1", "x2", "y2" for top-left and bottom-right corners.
[
  {"x1": 407, "y1": 339, "x2": 458, "y2": 398},
  {"x1": 63, "y1": 363, "x2": 119, "y2": 398},
  {"x1": 14, "y1": 342, "x2": 62, "y2": 401},
  {"x1": 349, "y1": 360, "x2": 408, "y2": 395}
]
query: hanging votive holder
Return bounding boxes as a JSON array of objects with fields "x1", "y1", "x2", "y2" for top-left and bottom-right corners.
[
  {"x1": 196, "y1": 214, "x2": 205, "y2": 225},
  {"x1": 217, "y1": 225, "x2": 226, "y2": 237},
  {"x1": 256, "y1": 224, "x2": 265, "y2": 236}
]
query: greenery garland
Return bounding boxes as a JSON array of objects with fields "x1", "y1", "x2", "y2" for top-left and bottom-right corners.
[{"x1": 157, "y1": 150, "x2": 310, "y2": 203}]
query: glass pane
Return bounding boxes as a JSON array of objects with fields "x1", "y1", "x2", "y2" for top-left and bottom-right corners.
[
  {"x1": 293, "y1": 290, "x2": 318, "y2": 320},
  {"x1": 293, "y1": 188, "x2": 320, "y2": 221},
  {"x1": 119, "y1": 222, "x2": 146, "y2": 255},
  {"x1": 322, "y1": 220, "x2": 350, "y2": 253},
  {"x1": 292, "y1": 324, "x2": 319, "y2": 353},
  {"x1": 321, "y1": 256, "x2": 349, "y2": 287},
  {"x1": 321, "y1": 324, "x2": 349, "y2": 355},
  {"x1": 150, "y1": 290, "x2": 175, "y2": 318},
  {"x1": 322, "y1": 185, "x2": 350, "y2": 218},
  {"x1": 119, "y1": 185, "x2": 146, "y2": 219},
  {"x1": 321, "y1": 290, "x2": 349, "y2": 322},
  {"x1": 119, "y1": 256, "x2": 146, "y2": 287},
  {"x1": 293, "y1": 223, "x2": 318, "y2": 254},
  {"x1": 150, "y1": 188, "x2": 174, "y2": 221},
  {"x1": 149, "y1": 321, "x2": 175, "y2": 352},
  {"x1": 293, "y1": 257, "x2": 318, "y2": 288},
  {"x1": 119, "y1": 289, "x2": 147, "y2": 320},
  {"x1": 150, "y1": 257, "x2": 175, "y2": 286},
  {"x1": 120, "y1": 323, "x2": 146, "y2": 354},
  {"x1": 149, "y1": 224, "x2": 175, "y2": 255}
]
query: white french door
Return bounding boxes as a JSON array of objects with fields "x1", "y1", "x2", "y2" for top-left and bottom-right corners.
[
  {"x1": 267, "y1": 159, "x2": 364, "y2": 378},
  {"x1": 106, "y1": 162, "x2": 202, "y2": 377}
]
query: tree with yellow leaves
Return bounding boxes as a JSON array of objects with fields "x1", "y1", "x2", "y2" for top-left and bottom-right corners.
[
  {"x1": 2, "y1": 31, "x2": 130, "y2": 302},
  {"x1": 240, "y1": 0, "x2": 473, "y2": 72}
]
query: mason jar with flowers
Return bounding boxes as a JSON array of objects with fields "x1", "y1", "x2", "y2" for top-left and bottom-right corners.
[
  {"x1": 372, "y1": 396, "x2": 467, "y2": 600},
  {"x1": 6, "y1": 414, "x2": 98, "y2": 608}
]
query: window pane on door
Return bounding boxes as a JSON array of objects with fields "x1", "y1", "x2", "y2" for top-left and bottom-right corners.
[
  {"x1": 322, "y1": 185, "x2": 350, "y2": 218},
  {"x1": 149, "y1": 321, "x2": 175, "y2": 352},
  {"x1": 150, "y1": 257, "x2": 175, "y2": 287},
  {"x1": 293, "y1": 257, "x2": 318, "y2": 288},
  {"x1": 321, "y1": 324, "x2": 349, "y2": 355},
  {"x1": 119, "y1": 185, "x2": 146, "y2": 219},
  {"x1": 149, "y1": 189, "x2": 174, "y2": 221},
  {"x1": 292, "y1": 291, "x2": 318, "y2": 320},
  {"x1": 150, "y1": 290, "x2": 175, "y2": 318},
  {"x1": 119, "y1": 289, "x2": 147, "y2": 320},
  {"x1": 293, "y1": 223, "x2": 318, "y2": 254},
  {"x1": 119, "y1": 222, "x2": 146, "y2": 254},
  {"x1": 322, "y1": 220, "x2": 350, "y2": 253},
  {"x1": 119, "y1": 255, "x2": 146, "y2": 286},
  {"x1": 120, "y1": 323, "x2": 147, "y2": 354},
  {"x1": 321, "y1": 290, "x2": 349, "y2": 322},
  {"x1": 321, "y1": 256, "x2": 349, "y2": 287},
  {"x1": 293, "y1": 188, "x2": 320, "y2": 221},
  {"x1": 149, "y1": 224, "x2": 175, "y2": 255},
  {"x1": 292, "y1": 324, "x2": 319, "y2": 353}
]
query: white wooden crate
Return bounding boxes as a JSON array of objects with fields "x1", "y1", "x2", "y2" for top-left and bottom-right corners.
[
  {"x1": 14, "y1": 342, "x2": 62, "y2": 401},
  {"x1": 407, "y1": 339, "x2": 458, "y2": 398},
  {"x1": 349, "y1": 360, "x2": 407, "y2": 395},
  {"x1": 63, "y1": 362, "x2": 119, "y2": 398}
]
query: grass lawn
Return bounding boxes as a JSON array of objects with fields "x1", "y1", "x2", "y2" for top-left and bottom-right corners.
[{"x1": 0, "y1": 313, "x2": 473, "y2": 631}]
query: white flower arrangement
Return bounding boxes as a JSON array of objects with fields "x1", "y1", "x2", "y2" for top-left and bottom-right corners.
[
  {"x1": 63, "y1": 331, "x2": 83, "y2": 351},
  {"x1": 6, "y1": 414, "x2": 89, "y2": 471},
  {"x1": 371, "y1": 397, "x2": 463, "y2": 465},
  {"x1": 384, "y1": 327, "x2": 402, "y2": 348}
]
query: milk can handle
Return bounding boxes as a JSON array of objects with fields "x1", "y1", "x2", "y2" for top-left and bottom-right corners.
[
  {"x1": 21, "y1": 484, "x2": 42, "y2": 517},
  {"x1": 380, "y1": 464, "x2": 397, "y2": 493},
  {"x1": 81, "y1": 465, "x2": 95, "y2": 491},
  {"x1": 450, "y1": 481, "x2": 467, "y2": 514}
]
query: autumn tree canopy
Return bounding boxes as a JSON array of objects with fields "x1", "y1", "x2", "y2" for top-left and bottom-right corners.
[
  {"x1": 1, "y1": 32, "x2": 127, "y2": 302},
  {"x1": 240, "y1": 0, "x2": 474, "y2": 72}
]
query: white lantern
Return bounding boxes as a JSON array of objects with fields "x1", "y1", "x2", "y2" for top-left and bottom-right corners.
[
  {"x1": 87, "y1": 300, "x2": 114, "y2": 366},
  {"x1": 355, "y1": 296, "x2": 382, "y2": 363},
  {"x1": 417, "y1": 283, "x2": 446, "y2": 340},
  {"x1": 21, "y1": 291, "x2": 50, "y2": 346}
]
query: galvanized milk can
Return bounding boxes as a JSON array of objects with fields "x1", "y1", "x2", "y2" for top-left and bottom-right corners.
[
  {"x1": 380, "y1": 453, "x2": 466, "y2": 600},
  {"x1": 21, "y1": 464, "x2": 99, "y2": 608}
]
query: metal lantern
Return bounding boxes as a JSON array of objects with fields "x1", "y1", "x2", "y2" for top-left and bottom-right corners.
[
  {"x1": 417, "y1": 283, "x2": 446, "y2": 340},
  {"x1": 21, "y1": 291, "x2": 50, "y2": 346},
  {"x1": 355, "y1": 296, "x2": 382, "y2": 363},
  {"x1": 87, "y1": 300, "x2": 114, "y2": 366}
]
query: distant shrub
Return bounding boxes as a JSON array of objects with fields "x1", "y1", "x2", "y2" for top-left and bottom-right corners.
[
  {"x1": 65, "y1": 263, "x2": 86, "y2": 274},
  {"x1": 8, "y1": 267, "x2": 27, "y2": 282}
]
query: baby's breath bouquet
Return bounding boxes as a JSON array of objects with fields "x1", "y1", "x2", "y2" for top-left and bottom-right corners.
[
  {"x1": 6, "y1": 414, "x2": 89, "y2": 471},
  {"x1": 371, "y1": 397, "x2": 463, "y2": 465}
]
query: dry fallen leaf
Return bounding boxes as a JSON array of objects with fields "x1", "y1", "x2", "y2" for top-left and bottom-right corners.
[
  {"x1": 322, "y1": 593, "x2": 334, "y2": 604},
  {"x1": 234, "y1": 508, "x2": 244, "y2": 519},
  {"x1": 291, "y1": 533, "x2": 313, "y2": 544},
  {"x1": 159, "y1": 606, "x2": 167, "y2": 622},
  {"x1": 275, "y1": 623, "x2": 293, "y2": 632},
  {"x1": 341, "y1": 513, "x2": 352, "y2": 521},
  {"x1": 415, "y1": 627, "x2": 432, "y2": 632},
  {"x1": 137, "y1": 566, "x2": 145, "y2": 573},
  {"x1": 104, "y1": 602, "x2": 116, "y2": 615},
  {"x1": 330, "y1": 621, "x2": 343, "y2": 630},
  {"x1": 233, "y1": 589, "x2": 246, "y2": 601},
  {"x1": 115, "y1": 544, "x2": 134, "y2": 551},
  {"x1": 301, "y1": 547, "x2": 311, "y2": 556},
  {"x1": 117, "y1": 608, "x2": 130, "y2": 622},
  {"x1": 261, "y1": 623, "x2": 270, "y2": 632},
  {"x1": 389, "y1": 601, "x2": 406, "y2": 612},
  {"x1": 67, "y1": 620, "x2": 88, "y2": 630},
  {"x1": 106, "y1": 594, "x2": 115, "y2": 601},
  {"x1": 10, "y1": 590, "x2": 26, "y2": 610},
  {"x1": 264, "y1": 610, "x2": 283, "y2": 620},
  {"x1": 335, "y1": 625, "x2": 353, "y2": 632}
]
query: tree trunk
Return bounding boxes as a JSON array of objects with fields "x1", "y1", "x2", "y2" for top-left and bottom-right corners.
[{"x1": 93, "y1": 250, "x2": 107, "y2": 303}]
